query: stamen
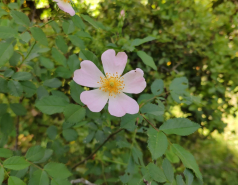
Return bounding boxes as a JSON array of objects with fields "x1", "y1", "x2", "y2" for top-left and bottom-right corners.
[{"x1": 98, "y1": 73, "x2": 125, "y2": 97}]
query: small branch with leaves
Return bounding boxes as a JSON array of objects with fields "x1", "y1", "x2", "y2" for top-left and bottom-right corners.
[{"x1": 72, "y1": 128, "x2": 124, "y2": 169}]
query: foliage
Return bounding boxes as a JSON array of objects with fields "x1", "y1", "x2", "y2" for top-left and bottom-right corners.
[{"x1": 0, "y1": 0, "x2": 237, "y2": 184}]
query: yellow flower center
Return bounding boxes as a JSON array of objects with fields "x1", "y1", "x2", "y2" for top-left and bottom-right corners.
[
  {"x1": 98, "y1": 72, "x2": 125, "y2": 97},
  {"x1": 62, "y1": 0, "x2": 70, "y2": 3}
]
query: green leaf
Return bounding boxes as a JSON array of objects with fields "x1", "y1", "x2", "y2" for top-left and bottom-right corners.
[
  {"x1": 0, "y1": 104, "x2": 8, "y2": 116},
  {"x1": 10, "y1": 103, "x2": 27, "y2": 116},
  {"x1": 0, "y1": 166, "x2": 4, "y2": 184},
  {"x1": 56, "y1": 35, "x2": 68, "y2": 54},
  {"x1": 147, "y1": 163, "x2": 167, "y2": 183},
  {"x1": 67, "y1": 54, "x2": 80, "y2": 73},
  {"x1": 10, "y1": 10, "x2": 30, "y2": 27},
  {"x1": 0, "y1": 77, "x2": 8, "y2": 93},
  {"x1": 62, "y1": 20, "x2": 75, "y2": 34},
  {"x1": 9, "y1": 51, "x2": 21, "y2": 66},
  {"x1": 63, "y1": 104, "x2": 86, "y2": 123},
  {"x1": 0, "y1": 9, "x2": 8, "y2": 18},
  {"x1": 151, "y1": 79, "x2": 164, "y2": 96},
  {"x1": 29, "y1": 170, "x2": 49, "y2": 185},
  {"x1": 131, "y1": 36, "x2": 156, "y2": 47},
  {"x1": 81, "y1": 14, "x2": 105, "y2": 30},
  {"x1": 159, "y1": 118, "x2": 200, "y2": 136},
  {"x1": 70, "y1": 81, "x2": 83, "y2": 105},
  {"x1": 120, "y1": 114, "x2": 138, "y2": 131},
  {"x1": 0, "y1": 113, "x2": 14, "y2": 134},
  {"x1": 12, "y1": 72, "x2": 32, "y2": 81},
  {"x1": 30, "y1": 27, "x2": 48, "y2": 46},
  {"x1": 37, "y1": 86, "x2": 49, "y2": 100},
  {"x1": 0, "y1": 41, "x2": 14, "y2": 66},
  {"x1": 55, "y1": 67, "x2": 72, "y2": 79},
  {"x1": 51, "y1": 178, "x2": 71, "y2": 185},
  {"x1": 62, "y1": 128, "x2": 78, "y2": 142},
  {"x1": 43, "y1": 78, "x2": 62, "y2": 88},
  {"x1": 0, "y1": 148, "x2": 13, "y2": 158},
  {"x1": 40, "y1": 56, "x2": 54, "y2": 70},
  {"x1": 10, "y1": 167, "x2": 28, "y2": 179},
  {"x1": 162, "y1": 158, "x2": 174, "y2": 183},
  {"x1": 19, "y1": 32, "x2": 31, "y2": 42},
  {"x1": 147, "y1": 127, "x2": 168, "y2": 160},
  {"x1": 137, "y1": 51, "x2": 157, "y2": 70},
  {"x1": 25, "y1": 145, "x2": 45, "y2": 162},
  {"x1": 47, "y1": 126, "x2": 57, "y2": 140},
  {"x1": 49, "y1": 21, "x2": 61, "y2": 33},
  {"x1": 68, "y1": 35, "x2": 85, "y2": 49},
  {"x1": 176, "y1": 175, "x2": 185, "y2": 185},
  {"x1": 76, "y1": 31, "x2": 92, "y2": 39},
  {"x1": 3, "y1": 156, "x2": 30, "y2": 170},
  {"x1": 35, "y1": 95, "x2": 69, "y2": 115},
  {"x1": 8, "y1": 80, "x2": 23, "y2": 97},
  {"x1": 8, "y1": 3, "x2": 19, "y2": 9},
  {"x1": 165, "y1": 147, "x2": 180, "y2": 164},
  {"x1": 8, "y1": 176, "x2": 26, "y2": 185},
  {"x1": 71, "y1": 15, "x2": 85, "y2": 30},
  {"x1": 171, "y1": 144, "x2": 202, "y2": 181},
  {"x1": 0, "y1": 26, "x2": 17, "y2": 39},
  {"x1": 44, "y1": 162, "x2": 72, "y2": 179},
  {"x1": 83, "y1": 131, "x2": 95, "y2": 143},
  {"x1": 34, "y1": 149, "x2": 53, "y2": 163},
  {"x1": 4, "y1": 69, "x2": 14, "y2": 77},
  {"x1": 169, "y1": 77, "x2": 191, "y2": 104},
  {"x1": 20, "y1": 81, "x2": 36, "y2": 97},
  {"x1": 51, "y1": 48, "x2": 67, "y2": 67},
  {"x1": 79, "y1": 49, "x2": 99, "y2": 65},
  {"x1": 141, "y1": 103, "x2": 164, "y2": 116},
  {"x1": 184, "y1": 169, "x2": 194, "y2": 185},
  {"x1": 51, "y1": 90, "x2": 69, "y2": 102},
  {"x1": 132, "y1": 146, "x2": 144, "y2": 166}
]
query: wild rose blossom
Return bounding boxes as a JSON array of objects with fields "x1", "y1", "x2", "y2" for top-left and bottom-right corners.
[
  {"x1": 53, "y1": 0, "x2": 75, "y2": 16},
  {"x1": 73, "y1": 49, "x2": 146, "y2": 117}
]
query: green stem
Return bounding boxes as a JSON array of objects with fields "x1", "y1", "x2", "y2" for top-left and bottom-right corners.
[
  {"x1": 0, "y1": 161, "x2": 9, "y2": 177},
  {"x1": 101, "y1": 159, "x2": 128, "y2": 166},
  {"x1": 19, "y1": 42, "x2": 36, "y2": 67},
  {"x1": 72, "y1": 128, "x2": 124, "y2": 169},
  {"x1": 140, "y1": 91, "x2": 170, "y2": 108},
  {"x1": 141, "y1": 114, "x2": 160, "y2": 132},
  {"x1": 100, "y1": 160, "x2": 108, "y2": 185}
]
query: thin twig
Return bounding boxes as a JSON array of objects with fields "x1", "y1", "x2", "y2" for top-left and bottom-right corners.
[
  {"x1": 141, "y1": 114, "x2": 160, "y2": 132},
  {"x1": 72, "y1": 128, "x2": 124, "y2": 169},
  {"x1": 71, "y1": 178, "x2": 96, "y2": 185},
  {"x1": 0, "y1": 70, "x2": 5, "y2": 72}
]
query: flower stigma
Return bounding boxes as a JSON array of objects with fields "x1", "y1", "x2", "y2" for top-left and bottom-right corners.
[{"x1": 98, "y1": 72, "x2": 125, "y2": 97}]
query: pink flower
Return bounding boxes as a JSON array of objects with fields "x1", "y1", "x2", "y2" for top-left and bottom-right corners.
[
  {"x1": 120, "y1": 10, "x2": 125, "y2": 17},
  {"x1": 73, "y1": 49, "x2": 146, "y2": 117},
  {"x1": 53, "y1": 0, "x2": 75, "y2": 16}
]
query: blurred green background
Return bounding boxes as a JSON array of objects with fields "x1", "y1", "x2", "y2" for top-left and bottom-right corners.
[{"x1": 1, "y1": 0, "x2": 238, "y2": 184}]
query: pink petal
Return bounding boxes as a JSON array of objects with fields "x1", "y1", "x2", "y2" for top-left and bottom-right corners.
[
  {"x1": 122, "y1": 68, "x2": 146, "y2": 94},
  {"x1": 73, "y1": 60, "x2": 104, "y2": 88},
  {"x1": 101, "y1": 49, "x2": 127, "y2": 76},
  {"x1": 108, "y1": 93, "x2": 139, "y2": 117},
  {"x1": 80, "y1": 89, "x2": 109, "y2": 112},
  {"x1": 57, "y1": 1, "x2": 75, "y2": 16}
]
